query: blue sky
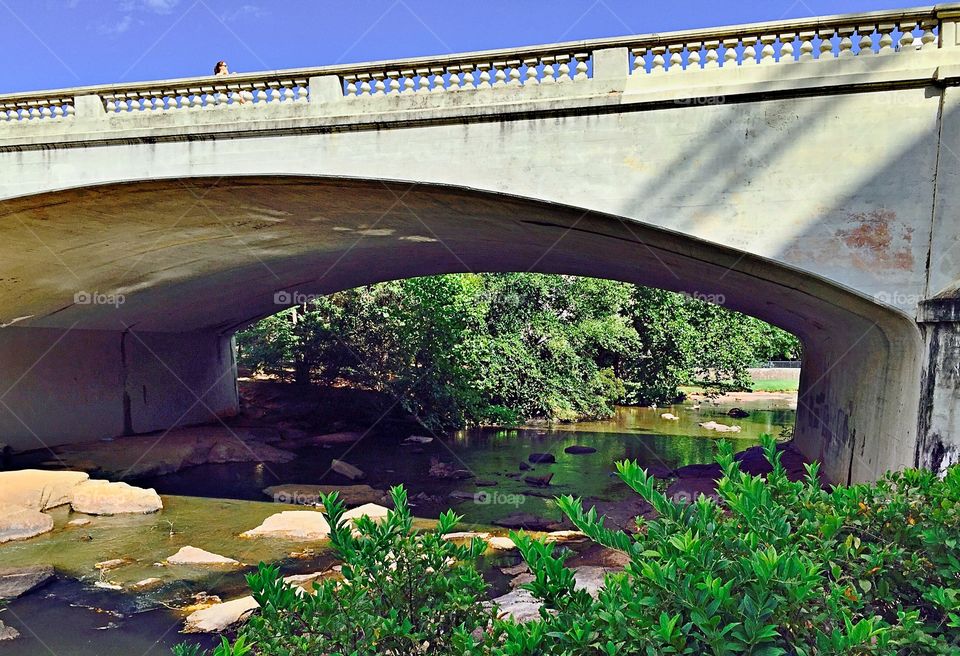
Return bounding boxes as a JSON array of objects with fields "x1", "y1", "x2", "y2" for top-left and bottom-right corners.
[{"x1": 2, "y1": 1, "x2": 916, "y2": 93}]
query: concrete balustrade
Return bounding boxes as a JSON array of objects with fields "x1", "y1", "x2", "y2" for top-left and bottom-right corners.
[{"x1": 0, "y1": 4, "x2": 957, "y2": 123}]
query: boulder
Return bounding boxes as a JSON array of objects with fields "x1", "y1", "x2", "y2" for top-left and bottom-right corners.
[
  {"x1": 309, "y1": 431, "x2": 364, "y2": 445},
  {"x1": 263, "y1": 484, "x2": 388, "y2": 507},
  {"x1": 490, "y1": 588, "x2": 542, "y2": 623},
  {"x1": 0, "y1": 565, "x2": 55, "y2": 599},
  {"x1": 132, "y1": 577, "x2": 162, "y2": 589},
  {"x1": 488, "y1": 536, "x2": 516, "y2": 550},
  {"x1": 330, "y1": 459, "x2": 365, "y2": 481},
  {"x1": 70, "y1": 480, "x2": 162, "y2": 515},
  {"x1": 518, "y1": 462, "x2": 531, "y2": 471},
  {"x1": 698, "y1": 421, "x2": 742, "y2": 433},
  {"x1": 528, "y1": 453, "x2": 555, "y2": 464},
  {"x1": 402, "y1": 435, "x2": 433, "y2": 445},
  {"x1": 341, "y1": 503, "x2": 390, "y2": 524},
  {"x1": 241, "y1": 511, "x2": 331, "y2": 541},
  {"x1": 524, "y1": 473, "x2": 553, "y2": 488},
  {"x1": 67, "y1": 517, "x2": 91, "y2": 527},
  {"x1": 494, "y1": 513, "x2": 561, "y2": 532},
  {"x1": 660, "y1": 412, "x2": 680, "y2": 421},
  {"x1": 728, "y1": 407, "x2": 750, "y2": 418},
  {"x1": 0, "y1": 504, "x2": 54, "y2": 543},
  {"x1": 167, "y1": 546, "x2": 239, "y2": 566},
  {"x1": 183, "y1": 596, "x2": 259, "y2": 633},
  {"x1": 0, "y1": 620, "x2": 19, "y2": 642},
  {"x1": 95, "y1": 559, "x2": 129, "y2": 571},
  {"x1": 564, "y1": 445, "x2": 597, "y2": 455},
  {"x1": 0, "y1": 470, "x2": 89, "y2": 510}
]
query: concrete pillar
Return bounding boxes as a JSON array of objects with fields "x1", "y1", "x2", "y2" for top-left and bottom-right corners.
[
  {"x1": 0, "y1": 327, "x2": 238, "y2": 452},
  {"x1": 916, "y1": 298, "x2": 960, "y2": 474}
]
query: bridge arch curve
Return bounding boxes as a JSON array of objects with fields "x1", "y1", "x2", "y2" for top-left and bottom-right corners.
[{"x1": 0, "y1": 175, "x2": 922, "y2": 483}]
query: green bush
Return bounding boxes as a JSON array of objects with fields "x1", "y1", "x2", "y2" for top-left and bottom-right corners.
[
  {"x1": 175, "y1": 486, "x2": 499, "y2": 656},
  {"x1": 178, "y1": 437, "x2": 960, "y2": 655}
]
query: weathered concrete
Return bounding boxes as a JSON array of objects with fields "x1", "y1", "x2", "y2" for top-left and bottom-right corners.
[{"x1": 0, "y1": 7, "x2": 959, "y2": 482}]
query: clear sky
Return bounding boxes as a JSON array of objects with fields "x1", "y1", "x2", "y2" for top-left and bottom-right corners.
[{"x1": 1, "y1": 1, "x2": 917, "y2": 94}]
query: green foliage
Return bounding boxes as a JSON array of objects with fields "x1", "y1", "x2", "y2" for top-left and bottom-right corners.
[
  {"x1": 179, "y1": 448, "x2": 960, "y2": 655},
  {"x1": 175, "y1": 486, "x2": 499, "y2": 656},
  {"x1": 237, "y1": 274, "x2": 801, "y2": 430},
  {"x1": 504, "y1": 436, "x2": 960, "y2": 655}
]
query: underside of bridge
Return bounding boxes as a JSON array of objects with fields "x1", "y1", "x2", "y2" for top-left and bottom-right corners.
[{"x1": 0, "y1": 176, "x2": 924, "y2": 484}]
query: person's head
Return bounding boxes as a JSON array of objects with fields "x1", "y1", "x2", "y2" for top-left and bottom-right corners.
[{"x1": 214, "y1": 60, "x2": 229, "y2": 75}]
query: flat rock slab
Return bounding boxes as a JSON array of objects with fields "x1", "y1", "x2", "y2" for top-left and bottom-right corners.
[
  {"x1": 494, "y1": 512, "x2": 564, "y2": 532},
  {"x1": 527, "y1": 453, "x2": 556, "y2": 464},
  {"x1": 0, "y1": 565, "x2": 55, "y2": 599},
  {"x1": 0, "y1": 620, "x2": 19, "y2": 642},
  {"x1": 564, "y1": 445, "x2": 597, "y2": 455},
  {"x1": 241, "y1": 511, "x2": 331, "y2": 541},
  {"x1": 309, "y1": 431, "x2": 364, "y2": 445},
  {"x1": 70, "y1": 480, "x2": 162, "y2": 515},
  {"x1": 0, "y1": 504, "x2": 54, "y2": 544},
  {"x1": 0, "y1": 470, "x2": 89, "y2": 510},
  {"x1": 49, "y1": 425, "x2": 296, "y2": 478},
  {"x1": 167, "y1": 546, "x2": 240, "y2": 566},
  {"x1": 341, "y1": 503, "x2": 390, "y2": 523},
  {"x1": 262, "y1": 484, "x2": 388, "y2": 507},
  {"x1": 330, "y1": 459, "x2": 365, "y2": 481}
]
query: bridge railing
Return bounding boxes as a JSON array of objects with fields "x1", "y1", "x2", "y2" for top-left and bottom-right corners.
[{"x1": 0, "y1": 4, "x2": 958, "y2": 122}]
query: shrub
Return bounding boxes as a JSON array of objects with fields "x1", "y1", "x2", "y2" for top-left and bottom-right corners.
[
  {"x1": 506, "y1": 436, "x2": 960, "y2": 655},
  {"x1": 175, "y1": 486, "x2": 499, "y2": 656}
]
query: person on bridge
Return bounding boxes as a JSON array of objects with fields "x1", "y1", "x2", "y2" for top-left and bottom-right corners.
[{"x1": 213, "y1": 61, "x2": 246, "y2": 104}]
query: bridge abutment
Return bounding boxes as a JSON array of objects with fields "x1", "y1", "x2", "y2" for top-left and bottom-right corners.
[
  {"x1": 0, "y1": 327, "x2": 237, "y2": 451},
  {"x1": 916, "y1": 299, "x2": 960, "y2": 474}
]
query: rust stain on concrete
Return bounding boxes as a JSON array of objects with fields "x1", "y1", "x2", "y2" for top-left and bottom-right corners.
[{"x1": 785, "y1": 209, "x2": 915, "y2": 271}]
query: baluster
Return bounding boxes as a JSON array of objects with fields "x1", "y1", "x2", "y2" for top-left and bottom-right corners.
[
  {"x1": 798, "y1": 30, "x2": 816, "y2": 61},
  {"x1": 858, "y1": 24, "x2": 876, "y2": 55},
  {"x1": 630, "y1": 47, "x2": 647, "y2": 73},
  {"x1": 278, "y1": 82, "x2": 294, "y2": 103},
  {"x1": 778, "y1": 32, "x2": 796, "y2": 62},
  {"x1": 27, "y1": 104, "x2": 40, "y2": 119},
  {"x1": 415, "y1": 68, "x2": 431, "y2": 92},
  {"x1": 492, "y1": 61, "x2": 507, "y2": 87},
  {"x1": 667, "y1": 44, "x2": 684, "y2": 71},
  {"x1": 651, "y1": 46, "x2": 667, "y2": 73},
  {"x1": 703, "y1": 41, "x2": 720, "y2": 68},
  {"x1": 818, "y1": 28, "x2": 835, "y2": 59},
  {"x1": 722, "y1": 38, "x2": 739, "y2": 67},
  {"x1": 898, "y1": 21, "x2": 918, "y2": 52},
  {"x1": 355, "y1": 75, "x2": 370, "y2": 97},
  {"x1": 760, "y1": 35, "x2": 777, "y2": 63},
  {"x1": 448, "y1": 66, "x2": 462, "y2": 91},
  {"x1": 742, "y1": 36, "x2": 759, "y2": 64},
  {"x1": 573, "y1": 52, "x2": 589, "y2": 80},
  {"x1": 371, "y1": 72, "x2": 386, "y2": 96},
  {"x1": 104, "y1": 94, "x2": 118, "y2": 113},
  {"x1": 2, "y1": 107, "x2": 15, "y2": 121},
  {"x1": 241, "y1": 86, "x2": 254, "y2": 103},
  {"x1": 878, "y1": 23, "x2": 896, "y2": 54},
  {"x1": 344, "y1": 75, "x2": 358, "y2": 96},
  {"x1": 477, "y1": 63, "x2": 493, "y2": 88},
  {"x1": 65, "y1": 103, "x2": 76, "y2": 118},
  {"x1": 523, "y1": 58, "x2": 540, "y2": 85},
  {"x1": 556, "y1": 54, "x2": 571, "y2": 82},
  {"x1": 202, "y1": 87, "x2": 217, "y2": 108},
  {"x1": 462, "y1": 64, "x2": 476, "y2": 89},
  {"x1": 920, "y1": 19, "x2": 938, "y2": 50},
  {"x1": 838, "y1": 27, "x2": 855, "y2": 57},
  {"x1": 40, "y1": 102, "x2": 52, "y2": 119},
  {"x1": 400, "y1": 70, "x2": 415, "y2": 93},
  {"x1": 296, "y1": 80, "x2": 309, "y2": 102},
  {"x1": 686, "y1": 42, "x2": 702, "y2": 69},
  {"x1": 540, "y1": 57, "x2": 556, "y2": 83},
  {"x1": 431, "y1": 67, "x2": 447, "y2": 92},
  {"x1": 505, "y1": 60, "x2": 520, "y2": 86},
  {"x1": 384, "y1": 71, "x2": 400, "y2": 94}
]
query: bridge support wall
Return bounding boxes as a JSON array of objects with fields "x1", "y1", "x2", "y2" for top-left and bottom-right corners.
[{"x1": 0, "y1": 327, "x2": 237, "y2": 451}]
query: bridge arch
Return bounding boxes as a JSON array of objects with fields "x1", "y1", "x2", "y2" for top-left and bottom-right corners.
[{"x1": 0, "y1": 175, "x2": 922, "y2": 483}]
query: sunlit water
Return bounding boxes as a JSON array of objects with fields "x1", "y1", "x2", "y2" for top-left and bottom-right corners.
[{"x1": 0, "y1": 398, "x2": 794, "y2": 653}]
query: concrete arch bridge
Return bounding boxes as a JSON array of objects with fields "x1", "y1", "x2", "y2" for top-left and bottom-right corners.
[{"x1": 2, "y1": 5, "x2": 960, "y2": 483}]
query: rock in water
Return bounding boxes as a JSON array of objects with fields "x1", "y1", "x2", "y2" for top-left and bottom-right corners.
[
  {"x1": 183, "y1": 596, "x2": 259, "y2": 633},
  {"x1": 728, "y1": 407, "x2": 750, "y2": 418},
  {"x1": 309, "y1": 431, "x2": 364, "y2": 445},
  {"x1": 0, "y1": 504, "x2": 54, "y2": 543},
  {"x1": 263, "y1": 484, "x2": 388, "y2": 507},
  {"x1": 330, "y1": 459, "x2": 365, "y2": 481},
  {"x1": 0, "y1": 620, "x2": 19, "y2": 642},
  {"x1": 341, "y1": 503, "x2": 390, "y2": 523},
  {"x1": 70, "y1": 480, "x2": 162, "y2": 515},
  {"x1": 167, "y1": 546, "x2": 239, "y2": 566},
  {"x1": 402, "y1": 435, "x2": 433, "y2": 445},
  {"x1": 0, "y1": 470, "x2": 90, "y2": 510},
  {"x1": 528, "y1": 453, "x2": 556, "y2": 464},
  {"x1": 697, "y1": 421, "x2": 742, "y2": 434},
  {"x1": 660, "y1": 412, "x2": 679, "y2": 421},
  {"x1": 241, "y1": 511, "x2": 331, "y2": 540},
  {"x1": 524, "y1": 473, "x2": 554, "y2": 487},
  {"x1": 564, "y1": 445, "x2": 597, "y2": 455},
  {"x1": 0, "y1": 565, "x2": 55, "y2": 599}
]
